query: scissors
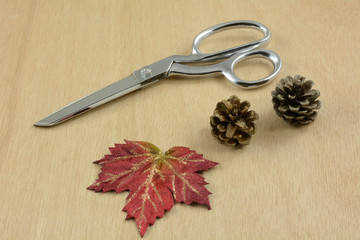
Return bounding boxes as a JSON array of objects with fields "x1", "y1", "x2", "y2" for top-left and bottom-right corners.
[{"x1": 34, "y1": 20, "x2": 281, "y2": 127}]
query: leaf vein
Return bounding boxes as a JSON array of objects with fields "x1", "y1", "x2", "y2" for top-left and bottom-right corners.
[{"x1": 164, "y1": 162, "x2": 200, "y2": 197}]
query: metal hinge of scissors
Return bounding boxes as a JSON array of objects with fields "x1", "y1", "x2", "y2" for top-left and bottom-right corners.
[{"x1": 34, "y1": 20, "x2": 282, "y2": 127}]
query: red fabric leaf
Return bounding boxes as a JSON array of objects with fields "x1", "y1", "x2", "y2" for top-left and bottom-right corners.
[{"x1": 88, "y1": 140, "x2": 218, "y2": 237}]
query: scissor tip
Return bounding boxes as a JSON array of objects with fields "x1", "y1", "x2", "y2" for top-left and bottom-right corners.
[{"x1": 33, "y1": 120, "x2": 54, "y2": 127}]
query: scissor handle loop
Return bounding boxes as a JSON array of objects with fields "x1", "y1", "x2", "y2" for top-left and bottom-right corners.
[
  {"x1": 191, "y1": 20, "x2": 271, "y2": 61},
  {"x1": 221, "y1": 49, "x2": 282, "y2": 89}
]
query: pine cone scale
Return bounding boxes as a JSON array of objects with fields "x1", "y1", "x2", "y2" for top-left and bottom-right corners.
[
  {"x1": 225, "y1": 124, "x2": 237, "y2": 138},
  {"x1": 243, "y1": 110, "x2": 259, "y2": 121},
  {"x1": 217, "y1": 124, "x2": 226, "y2": 133},
  {"x1": 298, "y1": 99, "x2": 310, "y2": 106},
  {"x1": 235, "y1": 134, "x2": 251, "y2": 145},
  {"x1": 275, "y1": 94, "x2": 286, "y2": 101},
  {"x1": 289, "y1": 105, "x2": 300, "y2": 112},
  {"x1": 295, "y1": 115, "x2": 305, "y2": 120},
  {"x1": 213, "y1": 111, "x2": 229, "y2": 122},
  {"x1": 301, "y1": 80, "x2": 314, "y2": 90},
  {"x1": 283, "y1": 112, "x2": 296, "y2": 119},
  {"x1": 278, "y1": 105, "x2": 289, "y2": 112}
]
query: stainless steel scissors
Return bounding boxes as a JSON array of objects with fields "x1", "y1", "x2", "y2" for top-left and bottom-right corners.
[{"x1": 34, "y1": 20, "x2": 282, "y2": 127}]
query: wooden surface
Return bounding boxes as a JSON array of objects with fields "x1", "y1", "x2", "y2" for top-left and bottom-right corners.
[{"x1": 1, "y1": 0, "x2": 359, "y2": 239}]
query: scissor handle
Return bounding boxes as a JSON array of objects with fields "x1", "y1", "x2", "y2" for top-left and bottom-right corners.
[
  {"x1": 191, "y1": 20, "x2": 271, "y2": 62},
  {"x1": 221, "y1": 49, "x2": 282, "y2": 88},
  {"x1": 169, "y1": 20, "x2": 281, "y2": 88},
  {"x1": 170, "y1": 49, "x2": 281, "y2": 89}
]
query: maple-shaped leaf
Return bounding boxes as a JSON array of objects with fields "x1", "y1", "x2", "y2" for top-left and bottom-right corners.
[{"x1": 88, "y1": 140, "x2": 218, "y2": 237}]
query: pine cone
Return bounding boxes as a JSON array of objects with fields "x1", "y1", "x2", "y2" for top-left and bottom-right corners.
[
  {"x1": 272, "y1": 75, "x2": 321, "y2": 125},
  {"x1": 210, "y1": 95, "x2": 258, "y2": 147}
]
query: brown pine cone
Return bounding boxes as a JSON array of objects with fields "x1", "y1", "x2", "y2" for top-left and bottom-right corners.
[
  {"x1": 272, "y1": 75, "x2": 321, "y2": 125},
  {"x1": 210, "y1": 95, "x2": 259, "y2": 147}
]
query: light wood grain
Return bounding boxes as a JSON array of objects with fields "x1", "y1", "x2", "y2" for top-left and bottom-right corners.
[{"x1": 1, "y1": 0, "x2": 359, "y2": 239}]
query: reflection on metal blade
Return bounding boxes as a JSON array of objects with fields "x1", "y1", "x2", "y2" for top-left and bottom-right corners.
[{"x1": 34, "y1": 75, "x2": 141, "y2": 127}]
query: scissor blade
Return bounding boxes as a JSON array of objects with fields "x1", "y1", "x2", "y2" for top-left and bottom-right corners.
[{"x1": 34, "y1": 75, "x2": 141, "y2": 127}]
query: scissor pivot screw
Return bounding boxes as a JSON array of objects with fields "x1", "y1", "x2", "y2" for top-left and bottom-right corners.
[{"x1": 141, "y1": 67, "x2": 152, "y2": 79}]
